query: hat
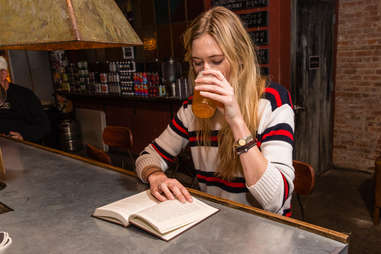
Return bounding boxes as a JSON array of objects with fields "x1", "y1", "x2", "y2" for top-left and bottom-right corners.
[{"x1": 0, "y1": 56, "x2": 8, "y2": 71}]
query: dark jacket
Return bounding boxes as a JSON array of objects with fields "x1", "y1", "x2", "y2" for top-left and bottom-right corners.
[{"x1": 0, "y1": 83, "x2": 50, "y2": 143}]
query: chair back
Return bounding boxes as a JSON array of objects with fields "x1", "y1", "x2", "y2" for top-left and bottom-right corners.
[
  {"x1": 86, "y1": 144, "x2": 112, "y2": 164},
  {"x1": 103, "y1": 126, "x2": 134, "y2": 150},
  {"x1": 293, "y1": 160, "x2": 315, "y2": 195}
]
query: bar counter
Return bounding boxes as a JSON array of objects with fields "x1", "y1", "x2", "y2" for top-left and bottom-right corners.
[{"x1": 0, "y1": 137, "x2": 349, "y2": 253}]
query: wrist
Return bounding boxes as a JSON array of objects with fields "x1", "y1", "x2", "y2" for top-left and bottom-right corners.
[
  {"x1": 228, "y1": 115, "x2": 245, "y2": 128},
  {"x1": 141, "y1": 166, "x2": 163, "y2": 183},
  {"x1": 147, "y1": 170, "x2": 166, "y2": 183},
  {"x1": 229, "y1": 117, "x2": 252, "y2": 141},
  {"x1": 235, "y1": 138, "x2": 257, "y2": 155}
]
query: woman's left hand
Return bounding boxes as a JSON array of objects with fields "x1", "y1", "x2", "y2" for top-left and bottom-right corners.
[{"x1": 194, "y1": 70, "x2": 242, "y2": 125}]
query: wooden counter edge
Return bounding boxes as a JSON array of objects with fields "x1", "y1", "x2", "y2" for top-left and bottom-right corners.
[
  {"x1": 188, "y1": 188, "x2": 350, "y2": 244},
  {"x1": 2, "y1": 136, "x2": 350, "y2": 245}
]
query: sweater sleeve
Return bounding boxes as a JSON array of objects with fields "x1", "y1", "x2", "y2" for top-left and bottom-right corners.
[
  {"x1": 21, "y1": 89, "x2": 50, "y2": 143},
  {"x1": 247, "y1": 85, "x2": 295, "y2": 214},
  {"x1": 135, "y1": 103, "x2": 191, "y2": 182}
]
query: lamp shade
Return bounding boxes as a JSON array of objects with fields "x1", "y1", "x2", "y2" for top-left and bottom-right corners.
[{"x1": 0, "y1": 0, "x2": 142, "y2": 50}]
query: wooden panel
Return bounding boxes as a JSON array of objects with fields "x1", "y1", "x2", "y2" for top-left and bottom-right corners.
[
  {"x1": 157, "y1": 24, "x2": 172, "y2": 60},
  {"x1": 263, "y1": 0, "x2": 291, "y2": 89},
  {"x1": 291, "y1": 0, "x2": 337, "y2": 174},
  {"x1": 170, "y1": 0, "x2": 186, "y2": 23},
  {"x1": 280, "y1": 0, "x2": 291, "y2": 90},
  {"x1": 104, "y1": 105, "x2": 135, "y2": 127},
  {"x1": 133, "y1": 102, "x2": 172, "y2": 153},
  {"x1": 141, "y1": 0, "x2": 156, "y2": 26},
  {"x1": 172, "y1": 22, "x2": 187, "y2": 59},
  {"x1": 188, "y1": 0, "x2": 205, "y2": 20},
  {"x1": 69, "y1": 95, "x2": 181, "y2": 154}
]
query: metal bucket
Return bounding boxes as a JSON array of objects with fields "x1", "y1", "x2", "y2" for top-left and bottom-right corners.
[{"x1": 58, "y1": 119, "x2": 82, "y2": 152}]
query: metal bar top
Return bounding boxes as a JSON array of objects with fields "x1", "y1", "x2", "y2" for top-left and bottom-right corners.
[{"x1": 0, "y1": 138, "x2": 348, "y2": 254}]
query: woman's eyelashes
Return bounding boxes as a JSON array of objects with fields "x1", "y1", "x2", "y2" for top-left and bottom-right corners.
[
  {"x1": 212, "y1": 59, "x2": 224, "y2": 65},
  {"x1": 193, "y1": 61, "x2": 203, "y2": 67},
  {"x1": 192, "y1": 58, "x2": 224, "y2": 68}
]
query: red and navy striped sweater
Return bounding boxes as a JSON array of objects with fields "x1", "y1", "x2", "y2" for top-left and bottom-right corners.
[{"x1": 136, "y1": 82, "x2": 295, "y2": 216}]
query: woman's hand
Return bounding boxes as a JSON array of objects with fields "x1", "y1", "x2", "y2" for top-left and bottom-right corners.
[
  {"x1": 195, "y1": 70, "x2": 243, "y2": 126},
  {"x1": 148, "y1": 171, "x2": 193, "y2": 203},
  {"x1": 9, "y1": 131, "x2": 23, "y2": 141}
]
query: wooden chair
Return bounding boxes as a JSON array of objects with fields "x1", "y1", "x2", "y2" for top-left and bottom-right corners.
[
  {"x1": 373, "y1": 157, "x2": 381, "y2": 225},
  {"x1": 293, "y1": 160, "x2": 315, "y2": 220},
  {"x1": 102, "y1": 126, "x2": 135, "y2": 169},
  {"x1": 86, "y1": 144, "x2": 112, "y2": 165}
]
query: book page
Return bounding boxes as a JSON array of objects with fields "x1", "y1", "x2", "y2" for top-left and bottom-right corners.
[
  {"x1": 130, "y1": 216, "x2": 201, "y2": 241},
  {"x1": 93, "y1": 190, "x2": 159, "y2": 226},
  {"x1": 130, "y1": 197, "x2": 219, "y2": 234}
]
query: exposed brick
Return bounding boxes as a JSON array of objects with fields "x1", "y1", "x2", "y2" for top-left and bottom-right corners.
[
  {"x1": 334, "y1": 1, "x2": 381, "y2": 171},
  {"x1": 325, "y1": 1, "x2": 381, "y2": 165}
]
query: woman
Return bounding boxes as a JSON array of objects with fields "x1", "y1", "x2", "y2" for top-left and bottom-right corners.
[{"x1": 135, "y1": 6, "x2": 294, "y2": 216}]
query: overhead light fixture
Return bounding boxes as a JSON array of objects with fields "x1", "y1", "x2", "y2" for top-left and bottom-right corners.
[{"x1": 0, "y1": 0, "x2": 142, "y2": 51}]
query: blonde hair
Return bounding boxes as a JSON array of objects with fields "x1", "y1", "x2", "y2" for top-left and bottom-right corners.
[{"x1": 183, "y1": 6, "x2": 265, "y2": 180}]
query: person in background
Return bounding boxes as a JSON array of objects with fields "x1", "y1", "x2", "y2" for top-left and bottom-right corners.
[
  {"x1": 0, "y1": 56, "x2": 50, "y2": 143},
  {"x1": 135, "y1": 7, "x2": 295, "y2": 216}
]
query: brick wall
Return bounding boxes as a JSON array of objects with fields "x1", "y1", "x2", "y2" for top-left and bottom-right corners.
[{"x1": 333, "y1": 0, "x2": 381, "y2": 171}]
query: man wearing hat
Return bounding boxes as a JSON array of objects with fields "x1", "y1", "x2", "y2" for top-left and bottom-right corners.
[{"x1": 0, "y1": 56, "x2": 50, "y2": 143}]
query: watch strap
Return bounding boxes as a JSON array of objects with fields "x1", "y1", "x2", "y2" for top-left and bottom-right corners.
[
  {"x1": 235, "y1": 139, "x2": 257, "y2": 155},
  {"x1": 233, "y1": 135, "x2": 254, "y2": 149}
]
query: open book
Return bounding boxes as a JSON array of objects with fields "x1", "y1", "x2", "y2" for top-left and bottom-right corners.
[{"x1": 93, "y1": 190, "x2": 219, "y2": 241}]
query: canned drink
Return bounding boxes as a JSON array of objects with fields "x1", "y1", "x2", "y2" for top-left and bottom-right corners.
[{"x1": 100, "y1": 73, "x2": 108, "y2": 83}]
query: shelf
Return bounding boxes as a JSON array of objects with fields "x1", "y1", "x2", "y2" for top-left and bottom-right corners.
[
  {"x1": 61, "y1": 92, "x2": 184, "y2": 104},
  {"x1": 234, "y1": 7, "x2": 268, "y2": 14},
  {"x1": 247, "y1": 27, "x2": 268, "y2": 32}
]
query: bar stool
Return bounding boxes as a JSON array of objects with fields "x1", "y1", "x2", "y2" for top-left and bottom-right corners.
[
  {"x1": 293, "y1": 160, "x2": 315, "y2": 220},
  {"x1": 373, "y1": 157, "x2": 381, "y2": 225},
  {"x1": 86, "y1": 144, "x2": 112, "y2": 165},
  {"x1": 102, "y1": 126, "x2": 135, "y2": 170}
]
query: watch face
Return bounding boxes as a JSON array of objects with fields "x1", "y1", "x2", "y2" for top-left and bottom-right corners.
[{"x1": 238, "y1": 139, "x2": 246, "y2": 146}]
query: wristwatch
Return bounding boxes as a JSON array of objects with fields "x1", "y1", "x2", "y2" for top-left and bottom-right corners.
[
  {"x1": 236, "y1": 139, "x2": 257, "y2": 155},
  {"x1": 233, "y1": 135, "x2": 254, "y2": 150}
]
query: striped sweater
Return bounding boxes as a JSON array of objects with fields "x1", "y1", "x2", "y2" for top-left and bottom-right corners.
[{"x1": 136, "y1": 82, "x2": 295, "y2": 216}]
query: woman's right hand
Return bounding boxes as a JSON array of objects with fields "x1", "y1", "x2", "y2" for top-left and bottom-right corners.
[{"x1": 148, "y1": 171, "x2": 193, "y2": 203}]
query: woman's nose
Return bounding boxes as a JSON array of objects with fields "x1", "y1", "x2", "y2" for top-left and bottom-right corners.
[{"x1": 202, "y1": 62, "x2": 211, "y2": 71}]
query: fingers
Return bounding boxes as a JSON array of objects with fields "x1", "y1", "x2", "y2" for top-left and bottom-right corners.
[
  {"x1": 151, "y1": 187, "x2": 168, "y2": 202},
  {"x1": 195, "y1": 75, "x2": 225, "y2": 89},
  {"x1": 198, "y1": 69, "x2": 225, "y2": 81},
  {"x1": 197, "y1": 83, "x2": 234, "y2": 107},
  {"x1": 180, "y1": 187, "x2": 193, "y2": 202},
  {"x1": 194, "y1": 71, "x2": 232, "y2": 97},
  {"x1": 150, "y1": 178, "x2": 193, "y2": 203},
  {"x1": 160, "y1": 183, "x2": 176, "y2": 201},
  {"x1": 170, "y1": 185, "x2": 185, "y2": 203}
]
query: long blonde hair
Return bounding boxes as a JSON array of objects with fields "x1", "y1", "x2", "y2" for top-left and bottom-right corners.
[{"x1": 183, "y1": 6, "x2": 265, "y2": 180}]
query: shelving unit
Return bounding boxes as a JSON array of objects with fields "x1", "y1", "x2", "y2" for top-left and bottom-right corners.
[{"x1": 204, "y1": 0, "x2": 291, "y2": 89}]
